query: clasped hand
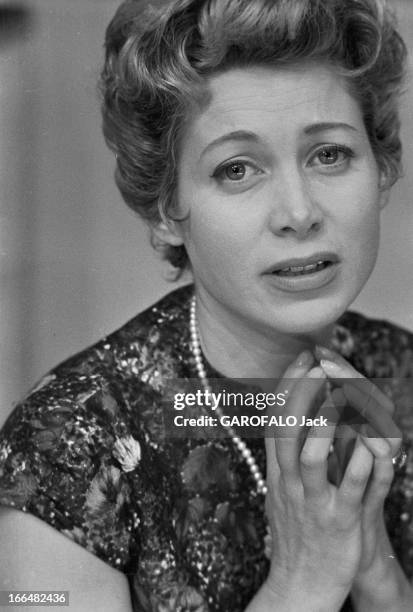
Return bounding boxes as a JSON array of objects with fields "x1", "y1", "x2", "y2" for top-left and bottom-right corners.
[{"x1": 263, "y1": 347, "x2": 402, "y2": 611}]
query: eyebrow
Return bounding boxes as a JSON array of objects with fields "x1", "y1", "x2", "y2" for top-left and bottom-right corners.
[
  {"x1": 200, "y1": 130, "x2": 260, "y2": 158},
  {"x1": 303, "y1": 122, "x2": 358, "y2": 135},
  {"x1": 200, "y1": 122, "x2": 359, "y2": 158}
]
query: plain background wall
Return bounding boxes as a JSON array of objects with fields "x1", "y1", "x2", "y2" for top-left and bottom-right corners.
[{"x1": 1, "y1": 0, "x2": 413, "y2": 424}]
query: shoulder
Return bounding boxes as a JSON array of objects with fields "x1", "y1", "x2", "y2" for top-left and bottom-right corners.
[
  {"x1": 0, "y1": 361, "x2": 141, "y2": 571},
  {"x1": 48, "y1": 282, "x2": 194, "y2": 384},
  {"x1": 0, "y1": 283, "x2": 193, "y2": 571},
  {"x1": 13, "y1": 282, "x2": 194, "y2": 416},
  {"x1": 334, "y1": 310, "x2": 413, "y2": 378}
]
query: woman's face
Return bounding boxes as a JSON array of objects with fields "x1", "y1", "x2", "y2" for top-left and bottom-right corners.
[{"x1": 169, "y1": 63, "x2": 385, "y2": 337}]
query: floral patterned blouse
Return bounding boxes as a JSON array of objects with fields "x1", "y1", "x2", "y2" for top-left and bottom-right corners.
[{"x1": 1, "y1": 284, "x2": 413, "y2": 612}]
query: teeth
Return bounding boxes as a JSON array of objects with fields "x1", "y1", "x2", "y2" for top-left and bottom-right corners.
[
  {"x1": 274, "y1": 260, "x2": 331, "y2": 277},
  {"x1": 281, "y1": 260, "x2": 325, "y2": 273}
]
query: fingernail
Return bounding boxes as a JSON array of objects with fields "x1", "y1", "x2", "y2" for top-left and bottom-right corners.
[
  {"x1": 320, "y1": 359, "x2": 341, "y2": 375},
  {"x1": 361, "y1": 435, "x2": 391, "y2": 457},
  {"x1": 296, "y1": 350, "x2": 313, "y2": 367},
  {"x1": 316, "y1": 344, "x2": 338, "y2": 357},
  {"x1": 307, "y1": 366, "x2": 326, "y2": 379}
]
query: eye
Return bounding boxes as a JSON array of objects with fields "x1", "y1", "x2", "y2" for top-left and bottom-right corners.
[
  {"x1": 223, "y1": 162, "x2": 247, "y2": 181},
  {"x1": 212, "y1": 160, "x2": 262, "y2": 183},
  {"x1": 309, "y1": 144, "x2": 354, "y2": 169}
]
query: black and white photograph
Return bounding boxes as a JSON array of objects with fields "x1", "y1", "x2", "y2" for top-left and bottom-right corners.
[{"x1": 1, "y1": 1, "x2": 413, "y2": 610}]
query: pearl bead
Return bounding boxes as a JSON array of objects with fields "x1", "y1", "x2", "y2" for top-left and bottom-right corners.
[{"x1": 190, "y1": 295, "x2": 266, "y2": 496}]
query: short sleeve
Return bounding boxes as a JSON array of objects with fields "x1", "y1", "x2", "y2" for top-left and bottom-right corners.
[{"x1": 0, "y1": 370, "x2": 141, "y2": 573}]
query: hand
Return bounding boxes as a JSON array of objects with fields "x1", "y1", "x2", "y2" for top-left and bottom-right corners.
[
  {"x1": 263, "y1": 350, "x2": 374, "y2": 611},
  {"x1": 315, "y1": 347, "x2": 413, "y2": 611},
  {"x1": 315, "y1": 346, "x2": 401, "y2": 572},
  {"x1": 315, "y1": 345, "x2": 401, "y2": 455}
]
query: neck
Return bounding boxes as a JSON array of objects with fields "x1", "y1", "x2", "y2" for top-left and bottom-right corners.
[{"x1": 194, "y1": 292, "x2": 334, "y2": 379}]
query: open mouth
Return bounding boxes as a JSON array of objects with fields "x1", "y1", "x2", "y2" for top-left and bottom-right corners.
[
  {"x1": 265, "y1": 252, "x2": 339, "y2": 291},
  {"x1": 274, "y1": 260, "x2": 332, "y2": 277}
]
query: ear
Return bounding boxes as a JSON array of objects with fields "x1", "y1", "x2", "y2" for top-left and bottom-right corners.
[
  {"x1": 152, "y1": 219, "x2": 185, "y2": 246},
  {"x1": 378, "y1": 186, "x2": 391, "y2": 210},
  {"x1": 377, "y1": 169, "x2": 392, "y2": 210}
]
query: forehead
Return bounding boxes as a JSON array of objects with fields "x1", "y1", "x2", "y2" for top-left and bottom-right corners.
[{"x1": 185, "y1": 63, "x2": 364, "y2": 147}]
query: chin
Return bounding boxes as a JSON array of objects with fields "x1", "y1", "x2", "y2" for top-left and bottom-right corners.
[{"x1": 264, "y1": 295, "x2": 352, "y2": 337}]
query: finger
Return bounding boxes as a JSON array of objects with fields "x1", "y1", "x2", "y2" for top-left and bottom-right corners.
[
  {"x1": 275, "y1": 367, "x2": 327, "y2": 481},
  {"x1": 315, "y1": 345, "x2": 394, "y2": 415},
  {"x1": 338, "y1": 437, "x2": 374, "y2": 510},
  {"x1": 266, "y1": 349, "x2": 315, "y2": 433},
  {"x1": 345, "y1": 378, "x2": 394, "y2": 419},
  {"x1": 351, "y1": 379, "x2": 394, "y2": 416},
  {"x1": 333, "y1": 381, "x2": 402, "y2": 459},
  {"x1": 360, "y1": 434, "x2": 394, "y2": 459},
  {"x1": 317, "y1": 351, "x2": 394, "y2": 437},
  {"x1": 319, "y1": 360, "x2": 400, "y2": 448},
  {"x1": 277, "y1": 349, "x2": 315, "y2": 396},
  {"x1": 315, "y1": 345, "x2": 363, "y2": 378},
  {"x1": 265, "y1": 433, "x2": 281, "y2": 481},
  {"x1": 300, "y1": 406, "x2": 337, "y2": 498},
  {"x1": 361, "y1": 445, "x2": 394, "y2": 520},
  {"x1": 342, "y1": 383, "x2": 401, "y2": 450},
  {"x1": 265, "y1": 350, "x2": 315, "y2": 483}
]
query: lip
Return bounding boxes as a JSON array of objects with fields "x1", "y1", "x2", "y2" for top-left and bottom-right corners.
[
  {"x1": 263, "y1": 251, "x2": 340, "y2": 293},
  {"x1": 264, "y1": 251, "x2": 340, "y2": 274}
]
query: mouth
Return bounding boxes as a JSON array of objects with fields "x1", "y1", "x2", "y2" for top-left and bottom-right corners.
[
  {"x1": 275, "y1": 260, "x2": 333, "y2": 277},
  {"x1": 264, "y1": 252, "x2": 340, "y2": 292},
  {"x1": 268, "y1": 252, "x2": 339, "y2": 277}
]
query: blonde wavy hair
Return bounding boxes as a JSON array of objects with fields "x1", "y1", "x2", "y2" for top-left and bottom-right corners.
[{"x1": 100, "y1": 0, "x2": 407, "y2": 275}]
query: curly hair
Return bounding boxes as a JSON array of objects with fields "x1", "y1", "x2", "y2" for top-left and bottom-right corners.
[{"x1": 100, "y1": 0, "x2": 407, "y2": 276}]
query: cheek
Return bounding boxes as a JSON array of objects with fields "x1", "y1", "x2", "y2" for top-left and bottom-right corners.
[
  {"x1": 341, "y1": 182, "x2": 381, "y2": 264},
  {"x1": 186, "y1": 220, "x2": 246, "y2": 274},
  {"x1": 180, "y1": 195, "x2": 255, "y2": 263}
]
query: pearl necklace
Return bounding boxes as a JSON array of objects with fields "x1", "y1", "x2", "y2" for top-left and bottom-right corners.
[{"x1": 189, "y1": 296, "x2": 268, "y2": 495}]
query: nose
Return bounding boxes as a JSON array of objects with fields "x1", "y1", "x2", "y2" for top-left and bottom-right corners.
[{"x1": 268, "y1": 170, "x2": 323, "y2": 239}]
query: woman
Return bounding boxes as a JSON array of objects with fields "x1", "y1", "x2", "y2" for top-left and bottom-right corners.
[{"x1": 1, "y1": 0, "x2": 412, "y2": 610}]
